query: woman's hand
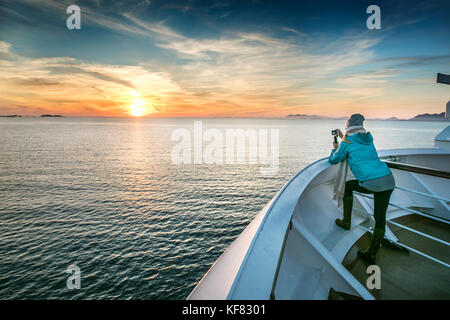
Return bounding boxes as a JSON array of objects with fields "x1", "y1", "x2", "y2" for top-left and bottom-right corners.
[
  {"x1": 332, "y1": 141, "x2": 339, "y2": 150},
  {"x1": 335, "y1": 129, "x2": 344, "y2": 138}
]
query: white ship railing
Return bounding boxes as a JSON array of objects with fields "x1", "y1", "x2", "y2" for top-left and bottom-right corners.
[
  {"x1": 395, "y1": 186, "x2": 450, "y2": 203},
  {"x1": 355, "y1": 193, "x2": 450, "y2": 225}
]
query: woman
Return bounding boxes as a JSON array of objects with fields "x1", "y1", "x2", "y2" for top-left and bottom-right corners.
[{"x1": 329, "y1": 114, "x2": 395, "y2": 265}]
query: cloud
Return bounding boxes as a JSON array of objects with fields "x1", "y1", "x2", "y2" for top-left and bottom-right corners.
[
  {"x1": 0, "y1": 41, "x2": 15, "y2": 60},
  {"x1": 0, "y1": 41, "x2": 183, "y2": 116},
  {"x1": 163, "y1": 3, "x2": 191, "y2": 13},
  {"x1": 220, "y1": 11, "x2": 231, "y2": 18},
  {"x1": 280, "y1": 27, "x2": 308, "y2": 38},
  {"x1": 121, "y1": 12, "x2": 185, "y2": 39},
  {"x1": 10, "y1": 77, "x2": 61, "y2": 86},
  {"x1": 0, "y1": 13, "x2": 390, "y2": 117},
  {"x1": 335, "y1": 69, "x2": 399, "y2": 86},
  {"x1": 369, "y1": 55, "x2": 450, "y2": 68}
]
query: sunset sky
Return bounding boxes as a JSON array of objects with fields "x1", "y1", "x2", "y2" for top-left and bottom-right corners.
[{"x1": 0, "y1": 0, "x2": 449, "y2": 118}]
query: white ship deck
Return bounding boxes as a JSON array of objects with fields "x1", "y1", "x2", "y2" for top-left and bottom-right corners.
[{"x1": 188, "y1": 137, "x2": 450, "y2": 300}]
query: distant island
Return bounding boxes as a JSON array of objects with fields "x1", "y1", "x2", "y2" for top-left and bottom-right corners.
[
  {"x1": 0, "y1": 114, "x2": 64, "y2": 117},
  {"x1": 40, "y1": 114, "x2": 63, "y2": 117},
  {"x1": 384, "y1": 117, "x2": 400, "y2": 121}
]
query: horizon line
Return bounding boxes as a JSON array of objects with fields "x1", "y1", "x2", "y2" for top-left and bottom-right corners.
[{"x1": 1, "y1": 114, "x2": 448, "y2": 121}]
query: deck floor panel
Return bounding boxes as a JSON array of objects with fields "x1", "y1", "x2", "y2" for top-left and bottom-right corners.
[{"x1": 341, "y1": 214, "x2": 450, "y2": 300}]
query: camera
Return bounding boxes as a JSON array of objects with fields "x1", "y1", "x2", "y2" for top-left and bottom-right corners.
[{"x1": 331, "y1": 129, "x2": 339, "y2": 143}]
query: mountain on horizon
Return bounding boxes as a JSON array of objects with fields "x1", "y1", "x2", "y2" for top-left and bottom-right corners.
[
  {"x1": 286, "y1": 113, "x2": 448, "y2": 121},
  {"x1": 409, "y1": 112, "x2": 447, "y2": 121}
]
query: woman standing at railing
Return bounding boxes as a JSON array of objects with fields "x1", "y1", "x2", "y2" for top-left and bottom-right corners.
[{"x1": 328, "y1": 114, "x2": 395, "y2": 265}]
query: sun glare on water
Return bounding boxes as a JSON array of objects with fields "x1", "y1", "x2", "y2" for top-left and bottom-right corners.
[{"x1": 129, "y1": 99, "x2": 148, "y2": 117}]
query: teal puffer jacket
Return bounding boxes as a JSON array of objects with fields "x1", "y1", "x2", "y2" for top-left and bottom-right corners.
[{"x1": 328, "y1": 132, "x2": 391, "y2": 182}]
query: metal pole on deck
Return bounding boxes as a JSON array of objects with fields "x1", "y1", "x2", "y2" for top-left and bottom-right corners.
[{"x1": 436, "y1": 73, "x2": 450, "y2": 120}]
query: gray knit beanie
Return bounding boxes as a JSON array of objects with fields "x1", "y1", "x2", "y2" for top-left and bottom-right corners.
[{"x1": 347, "y1": 114, "x2": 365, "y2": 127}]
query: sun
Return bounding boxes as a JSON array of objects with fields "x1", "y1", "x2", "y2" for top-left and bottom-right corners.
[{"x1": 129, "y1": 99, "x2": 148, "y2": 117}]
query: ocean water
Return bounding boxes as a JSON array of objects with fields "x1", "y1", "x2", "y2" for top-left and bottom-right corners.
[{"x1": 0, "y1": 117, "x2": 447, "y2": 299}]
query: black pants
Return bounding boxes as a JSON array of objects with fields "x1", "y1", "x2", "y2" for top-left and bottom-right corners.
[{"x1": 344, "y1": 179, "x2": 393, "y2": 231}]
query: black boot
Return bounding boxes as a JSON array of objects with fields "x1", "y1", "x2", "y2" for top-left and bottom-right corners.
[
  {"x1": 335, "y1": 195, "x2": 352, "y2": 230},
  {"x1": 358, "y1": 228, "x2": 385, "y2": 265}
]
